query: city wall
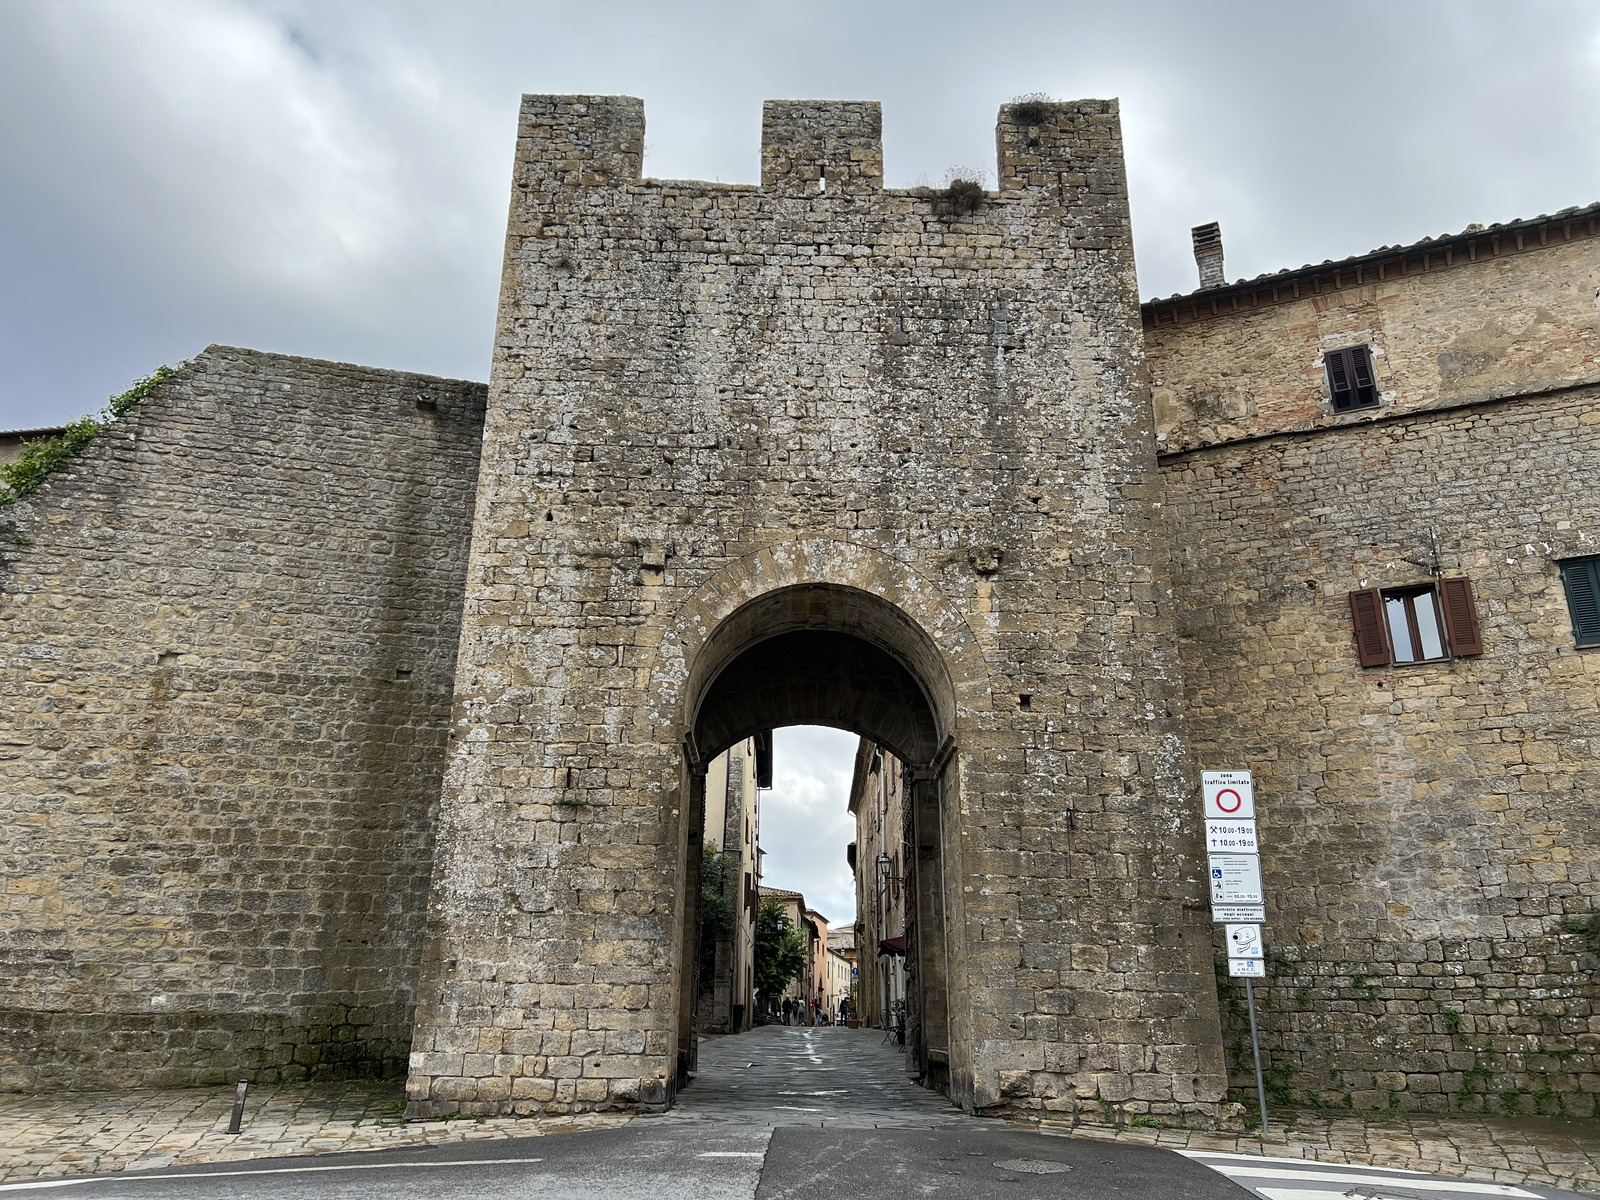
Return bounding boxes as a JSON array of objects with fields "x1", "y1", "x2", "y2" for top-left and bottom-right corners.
[{"x1": 0, "y1": 347, "x2": 485, "y2": 1088}]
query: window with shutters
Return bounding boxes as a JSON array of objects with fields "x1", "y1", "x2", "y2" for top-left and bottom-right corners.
[
  {"x1": 1325, "y1": 345, "x2": 1379, "y2": 412},
  {"x1": 1559, "y1": 558, "x2": 1600, "y2": 647},
  {"x1": 1347, "y1": 578, "x2": 1483, "y2": 666}
]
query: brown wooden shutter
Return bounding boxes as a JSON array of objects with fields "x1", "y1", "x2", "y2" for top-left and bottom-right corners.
[
  {"x1": 1439, "y1": 577, "x2": 1483, "y2": 656},
  {"x1": 1348, "y1": 588, "x2": 1391, "y2": 666},
  {"x1": 1326, "y1": 348, "x2": 1351, "y2": 393},
  {"x1": 1350, "y1": 346, "x2": 1375, "y2": 389}
]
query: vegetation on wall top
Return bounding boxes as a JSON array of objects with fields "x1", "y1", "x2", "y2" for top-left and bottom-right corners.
[{"x1": 1, "y1": 365, "x2": 179, "y2": 511}]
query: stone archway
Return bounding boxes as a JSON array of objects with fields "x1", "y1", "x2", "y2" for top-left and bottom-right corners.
[
  {"x1": 407, "y1": 93, "x2": 1232, "y2": 1127},
  {"x1": 672, "y1": 582, "x2": 964, "y2": 1097}
]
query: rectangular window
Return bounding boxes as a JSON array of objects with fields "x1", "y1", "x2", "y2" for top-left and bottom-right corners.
[
  {"x1": 1348, "y1": 578, "x2": 1482, "y2": 666},
  {"x1": 1383, "y1": 586, "x2": 1446, "y2": 663},
  {"x1": 1325, "y1": 345, "x2": 1379, "y2": 412},
  {"x1": 1559, "y1": 558, "x2": 1600, "y2": 647}
]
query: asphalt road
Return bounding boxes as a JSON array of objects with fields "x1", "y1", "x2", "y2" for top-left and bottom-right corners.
[{"x1": 0, "y1": 1122, "x2": 1243, "y2": 1200}]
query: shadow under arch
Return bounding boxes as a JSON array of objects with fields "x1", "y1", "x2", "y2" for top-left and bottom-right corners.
[
  {"x1": 674, "y1": 582, "x2": 965, "y2": 1107},
  {"x1": 687, "y1": 583, "x2": 956, "y2": 765}
]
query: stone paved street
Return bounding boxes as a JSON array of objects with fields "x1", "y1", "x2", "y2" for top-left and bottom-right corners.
[
  {"x1": 3, "y1": 1025, "x2": 1600, "y2": 1194},
  {"x1": 667, "y1": 1025, "x2": 964, "y2": 1128}
]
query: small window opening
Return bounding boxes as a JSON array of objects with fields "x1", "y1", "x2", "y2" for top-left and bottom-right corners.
[
  {"x1": 818, "y1": 168, "x2": 827, "y2": 194},
  {"x1": 1325, "y1": 345, "x2": 1379, "y2": 412},
  {"x1": 395, "y1": 667, "x2": 413, "y2": 680},
  {"x1": 1018, "y1": 693, "x2": 1032, "y2": 710},
  {"x1": 1383, "y1": 586, "x2": 1446, "y2": 664},
  {"x1": 1349, "y1": 578, "x2": 1482, "y2": 666}
]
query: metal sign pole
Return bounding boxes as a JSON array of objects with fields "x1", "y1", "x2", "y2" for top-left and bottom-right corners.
[{"x1": 1244, "y1": 979, "x2": 1269, "y2": 1133}]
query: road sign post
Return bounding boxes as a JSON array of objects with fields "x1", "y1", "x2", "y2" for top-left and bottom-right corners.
[
  {"x1": 1202, "y1": 769, "x2": 1269, "y2": 1133},
  {"x1": 1244, "y1": 979, "x2": 1269, "y2": 1135}
]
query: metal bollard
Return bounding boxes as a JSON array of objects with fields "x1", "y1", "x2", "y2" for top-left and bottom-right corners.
[{"x1": 226, "y1": 1080, "x2": 249, "y2": 1135}]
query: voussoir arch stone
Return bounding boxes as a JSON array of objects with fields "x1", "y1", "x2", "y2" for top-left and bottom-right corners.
[{"x1": 649, "y1": 536, "x2": 992, "y2": 748}]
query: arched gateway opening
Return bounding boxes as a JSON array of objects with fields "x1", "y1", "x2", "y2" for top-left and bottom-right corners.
[{"x1": 672, "y1": 584, "x2": 963, "y2": 1099}]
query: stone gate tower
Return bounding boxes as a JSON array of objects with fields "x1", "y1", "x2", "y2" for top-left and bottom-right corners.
[{"x1": 405, "y1": 95, "x2": 1229, "y2": 1122}]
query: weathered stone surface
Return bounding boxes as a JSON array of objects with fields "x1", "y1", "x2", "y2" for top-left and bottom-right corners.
[
  {"x1": 8, "y1": 94, "x2": 1593, "y2": 1127},
  {"x1": 0, "y1": 346, "x2": 486, "y2": 1089},
  {"x1": 403, "y1": 94, "x2": 1226, "y2": 1122},
  {"x1": 1153, "y1": 222, "x2": 1600, "y2": 1113}
]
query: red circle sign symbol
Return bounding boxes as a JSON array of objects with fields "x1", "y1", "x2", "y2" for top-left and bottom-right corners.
[{"x1": 1215, "y1": 788, "x2": 1244, "y2": 813}]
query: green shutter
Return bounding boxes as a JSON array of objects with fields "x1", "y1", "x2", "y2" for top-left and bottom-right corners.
[{"x1": 1560, "y1": 559, "x2": 1600, "y2": 648}]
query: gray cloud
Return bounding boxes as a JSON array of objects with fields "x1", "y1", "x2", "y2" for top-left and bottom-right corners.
[
  {"x1": 761, "y1": 726, "x2": 860, "y2": 926},
  {"x1": 4, "y1": 0, "x2": 1598, "y2": 427}
]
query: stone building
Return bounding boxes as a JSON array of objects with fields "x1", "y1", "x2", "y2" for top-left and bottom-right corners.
[
  {"x1": 695, "y1": 736, "x2": 767, "y2": 1035},
  {"x1": 847, "y1": 739, "x2": 908, "y2": 1032},
  {"x1": 1147, "y1": 210, "x2": 1600, "y2": 1114},
  {"x1": 3, "y1": 92, "x2": 1599, "y2": 1124}
]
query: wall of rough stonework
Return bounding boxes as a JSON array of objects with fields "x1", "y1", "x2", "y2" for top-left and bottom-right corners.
[
  {"x1": 406, "y1": 94, "x2": 1230, "y2": 1124},
  {"x1": 1145, "y1": 229, "x2": 1600, "y2": 454},
  {"x1": 1161, "y1": 371, "x2": 1600, "y2": 1113},
  {"x1": 0, "y1": 346, "x2": 485, "y2": 1090}
]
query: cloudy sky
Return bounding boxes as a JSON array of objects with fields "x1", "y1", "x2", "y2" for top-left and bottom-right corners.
[
  {"x1": 5, "y1": 0, "x2": 1600, "y2": 432},
  {"x1": 762, "y1": 727, "x2": 860, "y2": 924},
  {"x1": 3, "y1": 1, "x2": 1598, "y2": 914}
]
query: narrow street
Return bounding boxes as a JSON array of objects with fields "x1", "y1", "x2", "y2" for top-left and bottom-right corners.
[{"x1": 665, "y1": 1024, "x2": 963, "y2": 1128}]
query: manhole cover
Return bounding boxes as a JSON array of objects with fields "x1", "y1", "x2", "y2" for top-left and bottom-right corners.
[{"x1": 995, "y1": 1159, "x2": 1072, "y2": 1174}]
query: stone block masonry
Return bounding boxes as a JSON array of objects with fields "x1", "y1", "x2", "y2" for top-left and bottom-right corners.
[
  {"x1": 0, "y1": 347, "x2": 486, "y2": 1089},
  {"x1": 1162, "y1": 384, "x2": 1600, "y2": 1113},
  {"x1": 405, "y1": 95, "x2": 1231, "y2": 1123}
]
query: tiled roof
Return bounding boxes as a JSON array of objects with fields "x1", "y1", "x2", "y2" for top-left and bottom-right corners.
[{"x1": 1143, "y1": 201, "x2": 1600, "y2": 325}]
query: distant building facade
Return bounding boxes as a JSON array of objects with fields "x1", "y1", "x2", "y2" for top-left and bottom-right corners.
[
  {"x1": 696, "y1": 734, "x2": 768, "y2": 1035},
  {"x1": 824, "y1": 929, "x2": 854, "y2": 1022},
  {"x1": 848, "y1": 741, "x2": 908, "y2": 1032}
]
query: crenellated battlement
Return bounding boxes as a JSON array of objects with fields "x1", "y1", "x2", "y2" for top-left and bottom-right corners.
[
  {"x1": 510, "y1": 93, "x2": 1126, "y2": 211},
  {"x1": 760, "y1": 100, "x2": 883, "y2": 196}
]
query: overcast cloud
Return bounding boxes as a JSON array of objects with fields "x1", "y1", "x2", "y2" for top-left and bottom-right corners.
[
  {"x1": 760, "y1": 727, "x2": 860, "y2": 925},
  {"x1": 4, "y1": 0, "x2": 1600, "y2": 429},
  {"x1": 3, "y1": 1, "x2": 1598, "y2": 913}
]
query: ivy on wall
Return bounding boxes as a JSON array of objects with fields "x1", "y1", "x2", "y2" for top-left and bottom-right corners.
[{"x1": 1, "y1": 366, "x2": 179, "y2": 543}]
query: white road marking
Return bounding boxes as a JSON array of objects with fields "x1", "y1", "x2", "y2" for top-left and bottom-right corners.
[
  {"x1": 1177, "y1": 1151, "x2": 1430, "y2": 1172},
  {"x1": 0, "y1": 1157, "x2": 545, "y2": 1192},
  {"x1": 1190, "y1": 1161, "x2": 1539, "y2": 1198},
  {"x1": 696, "y1": 1152, "x2": 765, "y2": 1158}
]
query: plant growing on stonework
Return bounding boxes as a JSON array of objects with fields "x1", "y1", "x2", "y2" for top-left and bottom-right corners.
[
  {"x1": 1008, "y1": 93, "x2": 1054, "y2": 126},
  {"x1": 0, "y1": 365, "x2": 179, "y2": 508},
  {"x1": 933, "y1": 166, "x2": 987, "y2": 219},
  {"x1": 697, "y1": 843, "x2": 732, "y2": 993},
  {"x1": 1559, "y1": 913, "x2": 1600, "y2": 955},
  {"x1": 753, "y1": 897, "x2": 806, "y2": 1001}
]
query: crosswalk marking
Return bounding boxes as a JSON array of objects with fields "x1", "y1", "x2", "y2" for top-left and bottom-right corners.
[{"x1": 1177, "y1": 1150, "x2": 1544, "y2": 1199}]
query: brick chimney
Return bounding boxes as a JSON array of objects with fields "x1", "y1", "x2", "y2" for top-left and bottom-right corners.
[{"x1": 1192, "y1": 222, "x2": 1224, "y2": 290}]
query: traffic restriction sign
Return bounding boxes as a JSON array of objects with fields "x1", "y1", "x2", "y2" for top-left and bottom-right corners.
[{"x1": 1202, "y1": 770, "x2": 1254, "y2": 819}]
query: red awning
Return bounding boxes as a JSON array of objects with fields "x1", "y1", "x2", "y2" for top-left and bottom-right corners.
[{"x1": 878, "y1": 935, "x2": 906, "y2": 957}]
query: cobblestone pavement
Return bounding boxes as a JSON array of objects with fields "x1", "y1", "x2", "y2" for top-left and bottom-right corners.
[
  {"x1": 0, "y1": 1079, "x2": 628, "y2": 1184},
  {"x1": 3, "y1": 1027, "x2": 1600, "y2": 1195},
  {"x1": 667, "y1": 1024, "x2": 964, "y2": 1128}
]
